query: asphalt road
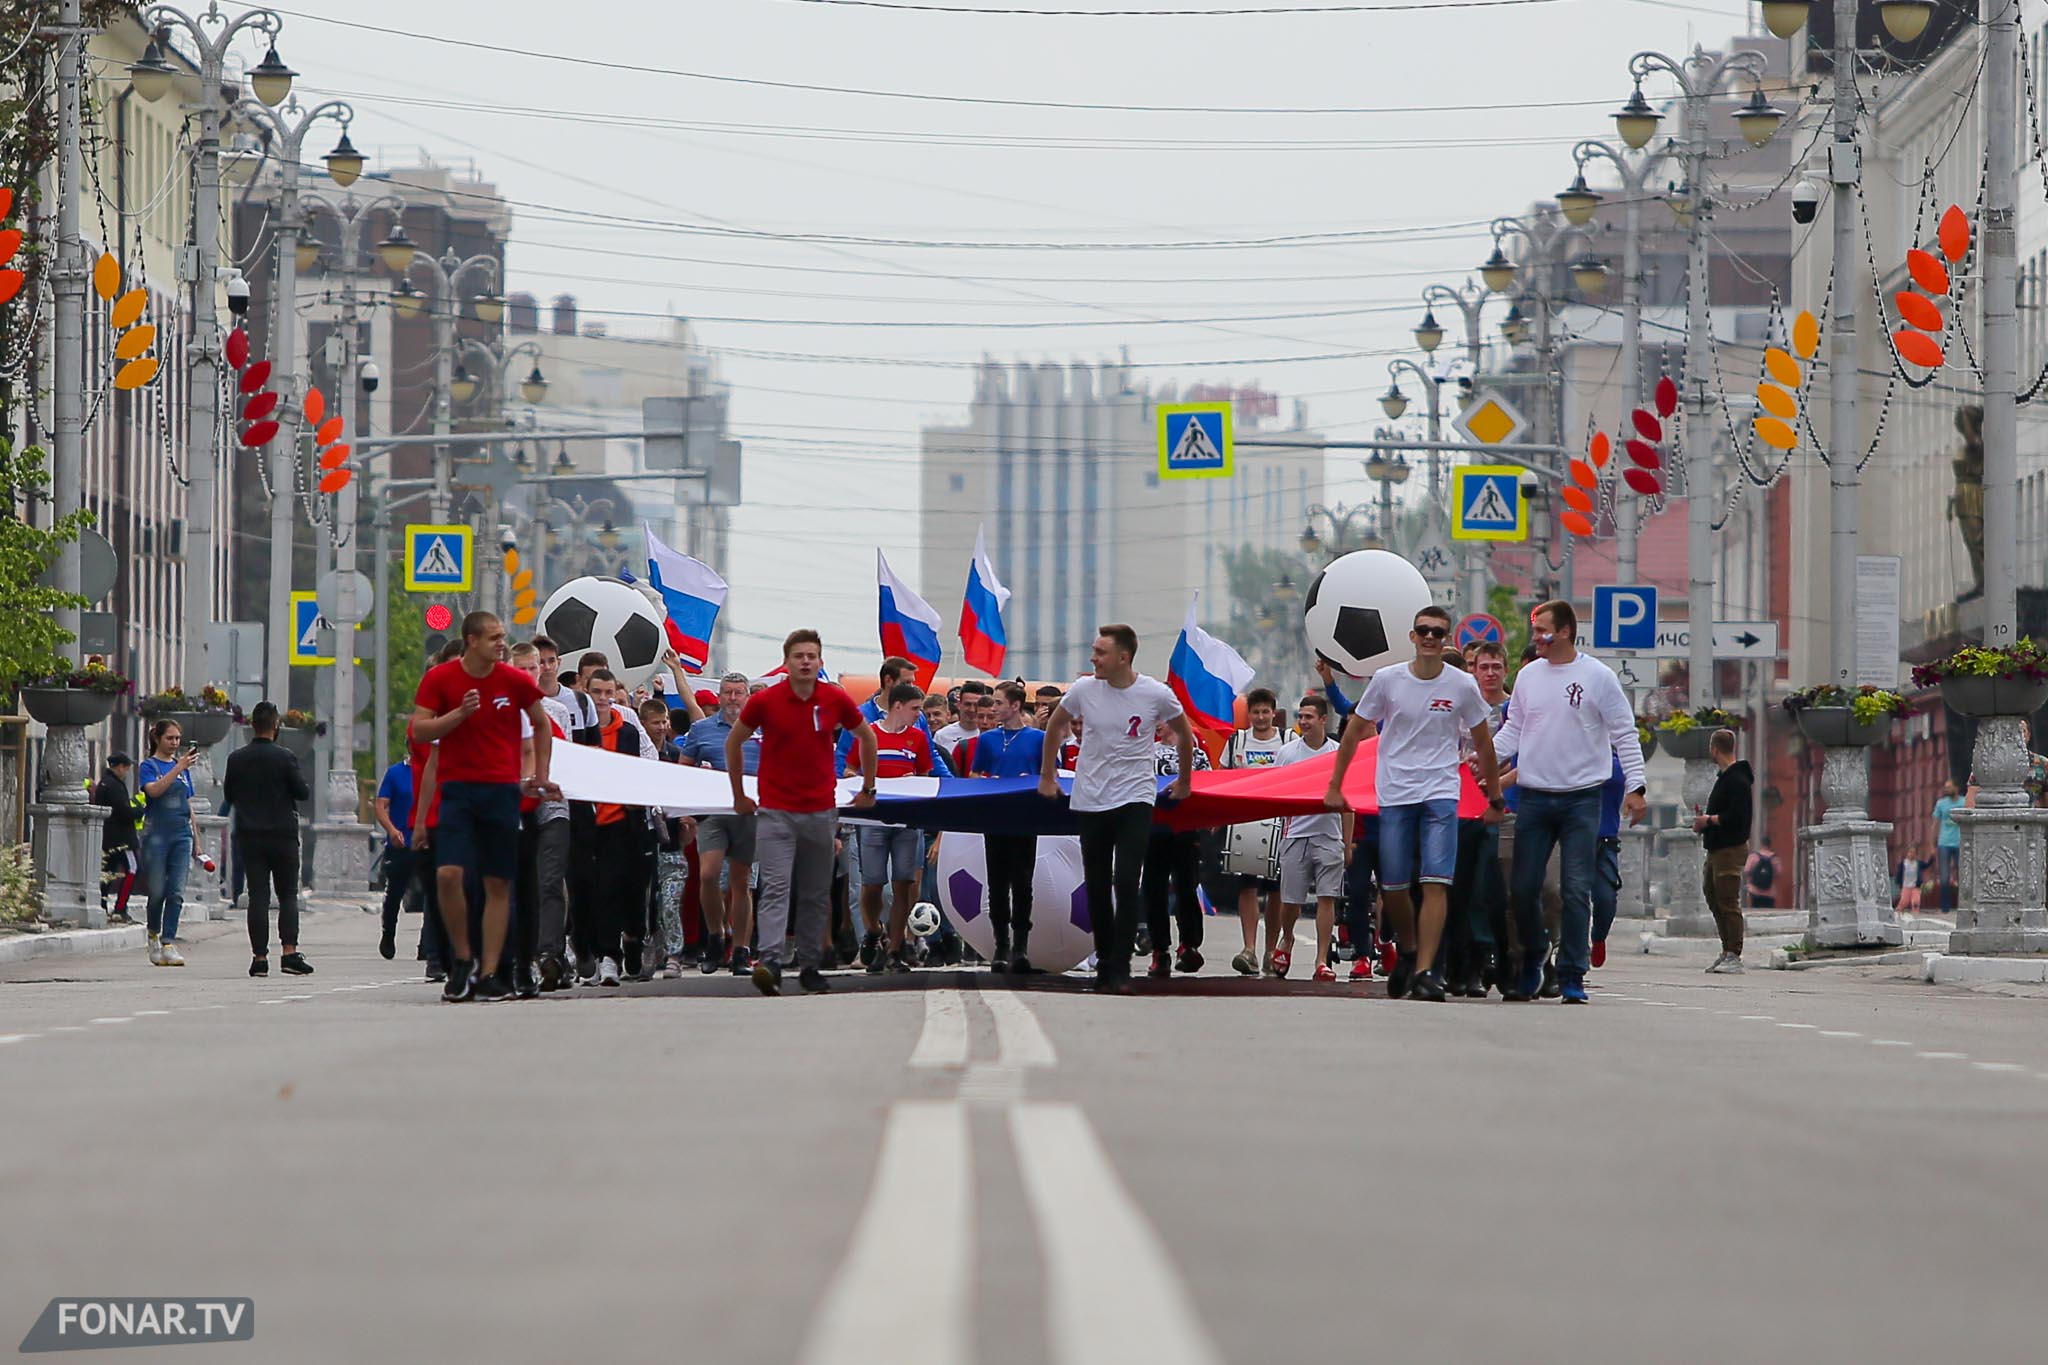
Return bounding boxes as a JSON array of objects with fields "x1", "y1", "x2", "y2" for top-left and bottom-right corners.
[{"x1": 4, "y1": 904, "x2": 2045, "y2": 1365}]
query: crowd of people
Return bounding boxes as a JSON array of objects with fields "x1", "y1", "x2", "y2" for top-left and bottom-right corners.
[{"x1": 103, "y1": 596, "x2": 1765, "y2": 1007}]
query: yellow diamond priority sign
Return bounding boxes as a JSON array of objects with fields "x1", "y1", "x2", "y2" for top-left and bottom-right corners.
[{"x1": 1452, "y1": 387, "x2": 1529, "y2": 449}]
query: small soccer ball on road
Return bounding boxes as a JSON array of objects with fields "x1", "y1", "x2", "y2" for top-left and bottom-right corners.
[
  {"x1": 537, "y1": 575, "x2": 666, "y2": 691},
  {"x1": 1301, "y1": 549, "x2": 1435, "y2": 678},
  {"x1": 908, "y1": 901, "x2": 942, "y2": 939}
]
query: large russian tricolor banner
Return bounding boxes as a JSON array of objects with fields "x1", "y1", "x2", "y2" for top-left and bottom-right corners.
[
  {"x1": 959, "y1": 524, "x2": 1010, "y2": 677},
  {"x1": 644, "y1": 524, "x2": 726, "y2": 674},
  {"x1": 878, "y1": 549, "x2": 943, "y2": 690},
  {"x1": 1166, "y1": 593, "x2": 1255, "y2": 735}
]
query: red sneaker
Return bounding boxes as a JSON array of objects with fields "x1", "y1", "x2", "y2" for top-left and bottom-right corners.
[
  {"x1": 1147, "y1": 950, "x2": 1172, "y2": 979},
  {"x1": 1313, "y1": 963, "x2": 1336, "y2": 983},
  {"x1": 1271, "y1": 947, "x2": 1292, "y2": 978},
  {"x1": 1591, "y1": 940, "x2": 1608, "y2": 969},
  {"x1": 1348, "y1": 955, "x2": 1375, "y2": 982},
  {"x1": 1378, "y1": 940, "x2": 1397, "y2": 979}
]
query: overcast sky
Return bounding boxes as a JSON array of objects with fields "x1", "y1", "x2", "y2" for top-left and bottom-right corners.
[{"x1": 275, "y1": 0, "x2": 1756, "y2": 670}]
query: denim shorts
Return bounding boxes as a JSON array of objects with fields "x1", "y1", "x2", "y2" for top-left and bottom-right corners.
[
  {"x1": 1377, "y1": 798, "x2": 1461, "y2": 890},
  {"x1": 859, "y1": 825, "x2": 922, "y2": 887},
  {"x1": 434, "y1": 781, "x2": 522, "y2": 880}
]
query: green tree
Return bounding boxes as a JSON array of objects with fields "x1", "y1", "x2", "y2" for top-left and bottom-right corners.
[
  {"x1": 0, "y1": 438, "x2": 92, "y2": 690},
  {"x1": 1216, "y1": 543, "x2": 1317, "y2": 694},
  {"x1": 1488, "y1": 584, "x2": 1533, "y2": 678}
]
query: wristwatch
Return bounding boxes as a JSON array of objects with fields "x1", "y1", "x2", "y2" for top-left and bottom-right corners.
[
  {"x1": 1630, "y1": 785, "x2": 1648, "y2": 797},
  {"x1": 860, "y1": 785, "x2": 877, "y2": 796},
  {"x1": 1488, "y1": 796, "x2": 1506, "y2": 810}
]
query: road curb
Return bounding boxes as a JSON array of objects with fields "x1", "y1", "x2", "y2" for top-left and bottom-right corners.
[
  {"x1": 0, "y1": 924, "x2": 148, "y2": 965},
  {"x1": 1768, "y1": 948, "x2": 1934, "y2": 971},
  {"x1": 1921, "y1": 952, "x2": 2048, "y2": 985}
]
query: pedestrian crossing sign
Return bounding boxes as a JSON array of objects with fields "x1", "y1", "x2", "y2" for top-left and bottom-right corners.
[
  {"x1": 289, "y1": 591, "x2": 333, "y2": 666},
  {"x1": 1157, "y1": 402, "x2": 1233, "y2": 481},
  {"x1": 404, "y1": 523, "x2": 473, "y2": 593},
  {"x1": 1450, "y1": 465, "x2": 1527, "y2": 542}
]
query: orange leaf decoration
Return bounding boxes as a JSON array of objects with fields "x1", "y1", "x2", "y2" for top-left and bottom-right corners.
[
  {"x1": 303, "y1": 388, "x2": 325, "y2": 426},
  {"x1": 1907, "y1": 249, "x2": 1950, "y2": 295},
  {"x1": 1560, "y1": 509, "x2": 1595, "y2": 538},
  {"x1": 1561, "y1": 485, "x2": 1595, "y2": 515},
  {"x1": 316, "y1": 416, "x2": 345, "y2": 446},
  {"x1": 0, "y1": 228, "x2": 20, "y2": 266},
  {"x1": 111, "y1": 288, "x2": 147, "y2": 329},
  {"x1": 319, "y1": 469, "x2": 353, "y2": 494},
  {"x1": 113, "y1": 357, "x2": 159, "y2": 390},
  {"x1": 1894, "y1": 329, "x2": 1944, "y2": 368},
  {"x1": 319, "y1": 445, "x2": 352, "y2": 470},
  {"x1": 1894, "y1": 291, "x2": 1943, "y2": 332},
  {"x1": 1938, "y1": 205, "x2": 1970, "y2": 264},
  {"x1": 115, "y1": 323, "x2": 155, "y2": 360},
  {"x1": 91, "y1": 252, "x2": 120, "y2": 300},
  {"x1": 1756, "y1": 384, "x2": 1797, "y2": 420},
  {"x1": 0, "y1": 270, "x2": 22, "y2": 306},
  {"x1": 1764, "y1": 348, "x2": 1801, "y2": 386},
  {"x1": 1753, "y1": 416, "x2": 1799, "y2": 450},
  {"x1": 1589, "y1": 431, "x2": 1611, "y2": 468},
  {"x1": 1569, "y1": 458, "x2": 1598, "y2": 489}
]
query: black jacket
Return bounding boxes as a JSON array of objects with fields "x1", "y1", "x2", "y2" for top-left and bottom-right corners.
[
  {"x1": 221, "y1": 736, "x2": 312, "y2": 835},
  {"x1": 1703, "y1": 759, "x2": 1754, "y2": 851},
  {"x1": 94, "y1": 772, "x2": 139, "y2": 850}
]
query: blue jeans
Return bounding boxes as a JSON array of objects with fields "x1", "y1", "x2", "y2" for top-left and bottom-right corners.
[
  {"x1": 142, "y1": 830, "x2": 191, "y2": 941},
  {"x1": 1377, "y1": 798, "x2": 1461, "y2": 890},
  {"x1": 1510, "y1": 786, "x2": 1602, "y2": 978},
  {"x1": 1592, "y1": 837, "x2": 1621, "y2": 945},
  {"x1": 1937, "y1": 846, "x2": 1958, "y2": 912}
]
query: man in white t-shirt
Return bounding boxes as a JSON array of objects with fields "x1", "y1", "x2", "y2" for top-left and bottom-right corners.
[
  {"x1": 1489, "y1": 599, "x2": 1647, "y2": 1005},
  {"x1": 1275, "y1": 695, "x2": 1351, "y2": 982},
  {"x1": 1327, "y1": 605, "x2": 1500, "y2": 1002},
  {"x1": 1222, "y1": 686, "x2": 1289, "y2": 977},
  {"x1": 1041, "y1": 623, "x2": 1193, "y2": 994}
]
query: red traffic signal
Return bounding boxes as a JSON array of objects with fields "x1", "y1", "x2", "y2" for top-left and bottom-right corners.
[{"x1": 424, "y1": 603, "x2": 453, "y2": 632}]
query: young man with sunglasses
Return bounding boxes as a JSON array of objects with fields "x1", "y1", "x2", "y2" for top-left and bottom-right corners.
[{"x1": 1327, "y1": 605, "x2": 1501, "y2": 1002}]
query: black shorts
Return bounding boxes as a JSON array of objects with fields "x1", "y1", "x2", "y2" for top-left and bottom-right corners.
[{"x1": 434, "y1": 781, "x2": 522, "y2": 881}]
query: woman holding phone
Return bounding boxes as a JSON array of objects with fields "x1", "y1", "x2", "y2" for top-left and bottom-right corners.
[{"x1": 137, "y1": 718, "x2": 199, "y2": 966}]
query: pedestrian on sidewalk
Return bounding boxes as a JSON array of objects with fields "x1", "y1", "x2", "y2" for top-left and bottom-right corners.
[
  {"x1": 137, "y1": 719, "x2": 199, "y2": 967},
  {"x1": 94, "y1": 753, "x2": 141, "y2": 924},
  {"x1": 1692, "y1": 728, "x2": 1752, "y2": 974},
  {"x1": 374, "y1": 755, "x2": 415, "y2": 961},
  {"x1": 223, "y1": 702, "x2": 314, "y2": 978},
  {"x1": 1932, "y1": 781, "x2": 1963, "y2": 912}
]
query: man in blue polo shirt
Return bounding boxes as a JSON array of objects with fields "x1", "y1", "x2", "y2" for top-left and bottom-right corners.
[
  {"x1": 972, "y1": 681, "x2": 1047, "y2": 972},
  {"x1": 679, "y1": 672, "x2": 763, "y2": 974}
]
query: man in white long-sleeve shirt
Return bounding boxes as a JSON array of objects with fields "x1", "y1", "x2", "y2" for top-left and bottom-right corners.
[{"x1": 1489, "y1": 599, "x2": 1648, "y2": 1005}]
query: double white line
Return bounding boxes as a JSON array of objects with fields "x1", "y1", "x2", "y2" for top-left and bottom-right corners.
[{"x1": 801, "y1": 988, "x2": 1222, "y2": 1365}]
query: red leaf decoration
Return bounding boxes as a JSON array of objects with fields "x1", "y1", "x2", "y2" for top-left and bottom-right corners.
[
  {"x1": 1589, "y1": 431, "x2": 1611, "y2": 468},
  {"x1": 0, "y1": 228, "x2": 20, "y2": 267},
  {"x1": 303, "y1": 388, "x2": 325, "y2": 427},
  {"x1": 0, "y1": 270, "x2": 21, "y2": 306},
  {"x1": 1560, "y1": 485, "x2": 1595, "y2": 515},
  {"x1": 1894, "y1": 329, "x2": 1944, "y2": 369},
  {"x1": 0, "y1": 187, "x2": 13, "y2": 221},
  {"x1": 238, "y1": 359, "x2": 271, "y2": 393},
  {"x1": 242, "y1": 392, "x2": 279, "y2": 422},
  {"x1": 1624, "y1": 467, "x2": 1662, "y2": 496},
  {"x1": 316, "y1": 416, "x2": 345, "y2": 446},
  {"x1": 1894, "y1": 291, "x2": 1943, "y2": 332},
  {"x1": 226, "y1": 328, "x2": 249, "y2": 370},
  {"x1": 1569, "y1": 458, "x2": 1598, "y2": 489},
  {"x1": 1631, "y1": 409, "x2": 1663, "y2": 442},
  {"x1": 1907, "y1": 249, "x2": 1950, "y2": 295},
  {"x1": 240, "y1": 419, "x2": 280, "y2": 448},
  {"x1": 1560, "y1": 509, "x2": 1596, "y2": 538},
  {"x1": 1625, "y1": 438, "x2": 1662, "y2": 469},
  {"x1": 1938, "y1": 205, "x2": 1970, "y2": 264},
  {"x1": 1655, "y1": 376, "x2": 1678, "y2": 417},
  {"x1": 319, "y1": 469, "x2": 353, "y2": 494},
  {"x1": 319, "y1": 444, "x2": 352, "y2": 470}
]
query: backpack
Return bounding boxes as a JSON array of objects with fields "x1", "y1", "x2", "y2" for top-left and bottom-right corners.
[{"x1": 1750, "y1": 853, "x2": 1776, "y2": 891}]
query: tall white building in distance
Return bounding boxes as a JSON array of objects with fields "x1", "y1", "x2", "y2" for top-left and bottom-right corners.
[{"x1": 920, "y1": 356, "x2": 1323, "y2": 680}]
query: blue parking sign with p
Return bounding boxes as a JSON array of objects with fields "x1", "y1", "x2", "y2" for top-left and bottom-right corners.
[{"x1": 1593, "y1": 585, "x2": 1658, "y2": 651}]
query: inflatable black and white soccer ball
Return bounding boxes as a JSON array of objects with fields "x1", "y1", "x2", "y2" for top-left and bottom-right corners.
[
  {"x1": 538, "y1": 575, "x2": 666, "y2": 691},
  {"x1": 908, "y1": 901, "x2": 942, "y2": 938},
  {"x1": 1301, "y1": 549, "x2": 1435, "y2": 679}
]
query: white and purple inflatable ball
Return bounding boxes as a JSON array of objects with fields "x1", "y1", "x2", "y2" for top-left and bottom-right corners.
[
  {"x1": 537, "y1": 575, "x2": 666, "y2": 691},
  {"x1": 1301, "y1": 549, "x2": 1435, "y2": 679},
  {"x1": 936, "y1": 834, "x2": 1095, "y2": 974}
]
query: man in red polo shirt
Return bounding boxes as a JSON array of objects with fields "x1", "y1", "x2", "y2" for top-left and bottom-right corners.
[
  {"x1": 728, "y1": 628, "x2": 876, "y2": 996},
  {"x1": 411, "y1": 611, "x2": 558, "y2": 1003}
]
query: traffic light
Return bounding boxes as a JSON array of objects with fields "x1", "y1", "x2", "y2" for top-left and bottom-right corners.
[
  {"x1": 423, "y1": 601, "x2": 453, "y2": 665},
  {"x1": 505, "y1": 547, "x2": 537, "y2": 627}
]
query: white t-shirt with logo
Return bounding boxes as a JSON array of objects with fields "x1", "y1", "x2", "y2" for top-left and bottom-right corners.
[
  {"x1": 1276, "y1": 734, "x2": 1341, "y2": 840},
  {"x1": 1062, "y1": 674, "x2": 1184, "y2": 813},
  {"x1": 1225, "y1": 729, "x2": 1288, "y2": 770},
  {"x1": 1358, "y1": 663, "x2": 1492, "y2": 807}
]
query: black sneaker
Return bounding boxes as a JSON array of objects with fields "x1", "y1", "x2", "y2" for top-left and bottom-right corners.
[
  {"x1": 280, "y1": 952, "x2": 314, "y2": 976},
  {"x1": 623, "y1": 940, "x2": 644, "y2": 980},
  {"x1": 699, "y1": 935, "x2": 726, "y2": 975},
  {"x1": 425, "y1": 964, "x2": 447, "y2": 984},
  {"x1": 442, "y1": 959, "x2": 476, "y2": 1003},
  {"x1": 889, "y1": 949, "x2": 913, "y2": 974},
  {"x1": 513, "y1": 961, "x2": 539, "y2": 999},
  {"x1": 942, "y1": 938, "x2": 963, "y2": 966},
  {"x1": 575, "y1": 953, "x2": 597, "y2": 984},
  {"x1": 799, "y1": 966, "x2": 830, "y2": 993},
  {"x1": 858, "y1": 931, "x2": 884, "y2": 969},
  {"x1": 1175, "y1": 946, "x2": 1204, "y2": 974},
  {"x1": 731, "y1": 945, "x2": 754, "y2": 977},
  {"x1": 1408, "y1": 970, "x2": 1448, "y2": 1002},
  {"x1": 1009, "y1": 954, "x2": 1038, "y2": 976},
  {"x1": 1147, "y1": 950, "x2": 1172, "y2": 980},
  {"x1": 1387, "y1": 956, "x2": 1414, "y2": 1001},
  {"x1": 1540, "y1": 961, "x2": 1561, "y2": 999},
  {"x1": 866, "y1": 947, "x2": 888, "y2": 975},
  {"x1": 378, "y1": 925, "x2": 396, "y2": 960},
  {"x1": 249, "y1": 956, "x2": 268, "y2": 977},
  {"x1": 538, "y1": 954, "x2": 564, "y2": 992},
  {"x1": 752, "y1": 958, "x2": 783, "y2": 996},
  {"x1": 474, "y1": 971, "x2": 512, "y2": 1002}
]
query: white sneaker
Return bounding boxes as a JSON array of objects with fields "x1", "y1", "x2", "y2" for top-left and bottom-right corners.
[
  {"x1": 1705, "y1": 951, "x2": 1744, "y2": 974},
  {"x1": 159, "y1": 942, "x2": 185, "y2": 967},
  {"x1": 147, "y1": 935, "x2": 162, "y2": 965},
  {"x1": 1720, "y1": 954, "x2": 1746, "y2": 974},
  {"x1": 599, "y1": 956, "x2": 621, "y2": 987}
]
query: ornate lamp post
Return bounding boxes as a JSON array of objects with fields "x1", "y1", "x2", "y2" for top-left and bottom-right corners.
[{"x1": 377, "y1": 241, "x2": 500, "y2": 519}]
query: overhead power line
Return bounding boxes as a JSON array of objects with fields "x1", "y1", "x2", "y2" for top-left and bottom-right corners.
[{"x1": 785, "y1": 0, "x2": 1564, "y2": 13}]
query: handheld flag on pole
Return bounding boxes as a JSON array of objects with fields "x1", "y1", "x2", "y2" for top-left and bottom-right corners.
[
  {"x1": 1166, "y1": 592, "x2": 1256, "y2": 738},
  {"x1": 644, "y1": 523, "x2": 727, "y2": 674},
  {"x1": 959, "y1": 523, "x2": 1010, "y2": 677},
  {"x1": 877, "y1": 549, "x2": 943, "y2": 689}
]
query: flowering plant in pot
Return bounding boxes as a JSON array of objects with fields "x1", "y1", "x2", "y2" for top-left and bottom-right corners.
[
  {"x1": 1657, "y1": 706, "x2": 1742, "y2": 759},
  {"x1": 277, "y1": 709, "x2": 322, "y2": 758},
  {"x1": 1782, "y1": 684, "x2": 1907, "y2": 746},
  {"x1": 15, "y1": 660, "x2": 130, "y2": 726},
  {"x1": 1911, "y1": 640, "x2": 2048, "y2": 718},
  {"x1": 138, "y1": 685, "x2": 241, "y2": 746}
]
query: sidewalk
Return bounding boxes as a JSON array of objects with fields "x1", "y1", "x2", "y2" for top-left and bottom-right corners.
[{"x1": 0, "y1": 891, "x2": 378, "y2": 969}]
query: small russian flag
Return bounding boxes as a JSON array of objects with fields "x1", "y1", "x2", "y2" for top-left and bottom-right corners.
[
  {"x1": 959, "y1": 524, "x2": 1010, "y2": 678},
  {"x1": 1166, "y1": 592, "x2": 1256, "y2": 735},
  {"x1": 644, "y1": 523, "x2": 726, "y2": 674},
  {"x1": 877, "y1": 549, "x2": 943, "y2": 690}
]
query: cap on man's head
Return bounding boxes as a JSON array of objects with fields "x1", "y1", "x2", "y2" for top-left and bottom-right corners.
[
  {"x1": 107, "y1": 752, "x2": 133, "y2": 768},
  {"x1": 695, "y1": 689, "x2": 719, "y2": 711}
]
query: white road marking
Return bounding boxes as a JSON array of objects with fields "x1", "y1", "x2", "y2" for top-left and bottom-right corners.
[
  {"x1": 0, "y1": 1034, "x2": 33, "y2": 1045},
  {"x1": 89, "y1": 1017, "x2": 131, "y2": 1025},
  {"x1": 1916, "y1": 1051, "x2": 1968, "y2": 1061},
  {"x1": 982, "y1": 989, "x2": 1056, "y2": 1069},
  {"x1": 132, "y1": 1010, "x2": 171, "y2": 1017},
  {"x1": 1819, "y1": 1030, "x2": 1862, "y2": 1038},
  {"x1": 1776, "y1": 1023, "x2": 1818, "y2": 1031},
  {"x1": 1011, "y1": 1102, "x2": 1225, "y2": 1365},
  {"x1": 909, "y1": 990, "x2": 969, "y2": 1070},
  {"x1": 1972, "y1": 1062, "x2": 2026, "y2": 1072},
  {"x1": 49, "y1": 1026, "x2": 84, "y2": 1033},
  {"x1": 1740, "y1": 1015, "x2": 1776, "y2": 1021},
  {"x1": 799, "y1": 1100, "x2": 971, "y2": 1365},
  {"x1": 1871, "y1": 1039, "x2": 1912, "y2": 1047}
]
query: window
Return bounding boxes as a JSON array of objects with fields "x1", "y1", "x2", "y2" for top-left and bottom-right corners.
[{"x1": 948, "y1": 473, "x2": 964, "y2": 492}]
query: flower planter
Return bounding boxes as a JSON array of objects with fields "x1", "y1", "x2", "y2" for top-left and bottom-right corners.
[
  {"x1": 1939, "y1": 675, "x2": 2048, "y2": 719},
  {"x1": 19, "y1": 687, "x2": 118, "y2": 728},
  {"x1": 1792, "y1": 707, "x2": 1894, "y2": 748},
  {"x1": 278, "y1": 727, "x2": 315, "y2": 760},
  {"x1": 1658, "y1": 728, "x2": 1717, "y2": 761},
  {"x1": 157, "y1": 710, "x2": 232, "y2": 747}
]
